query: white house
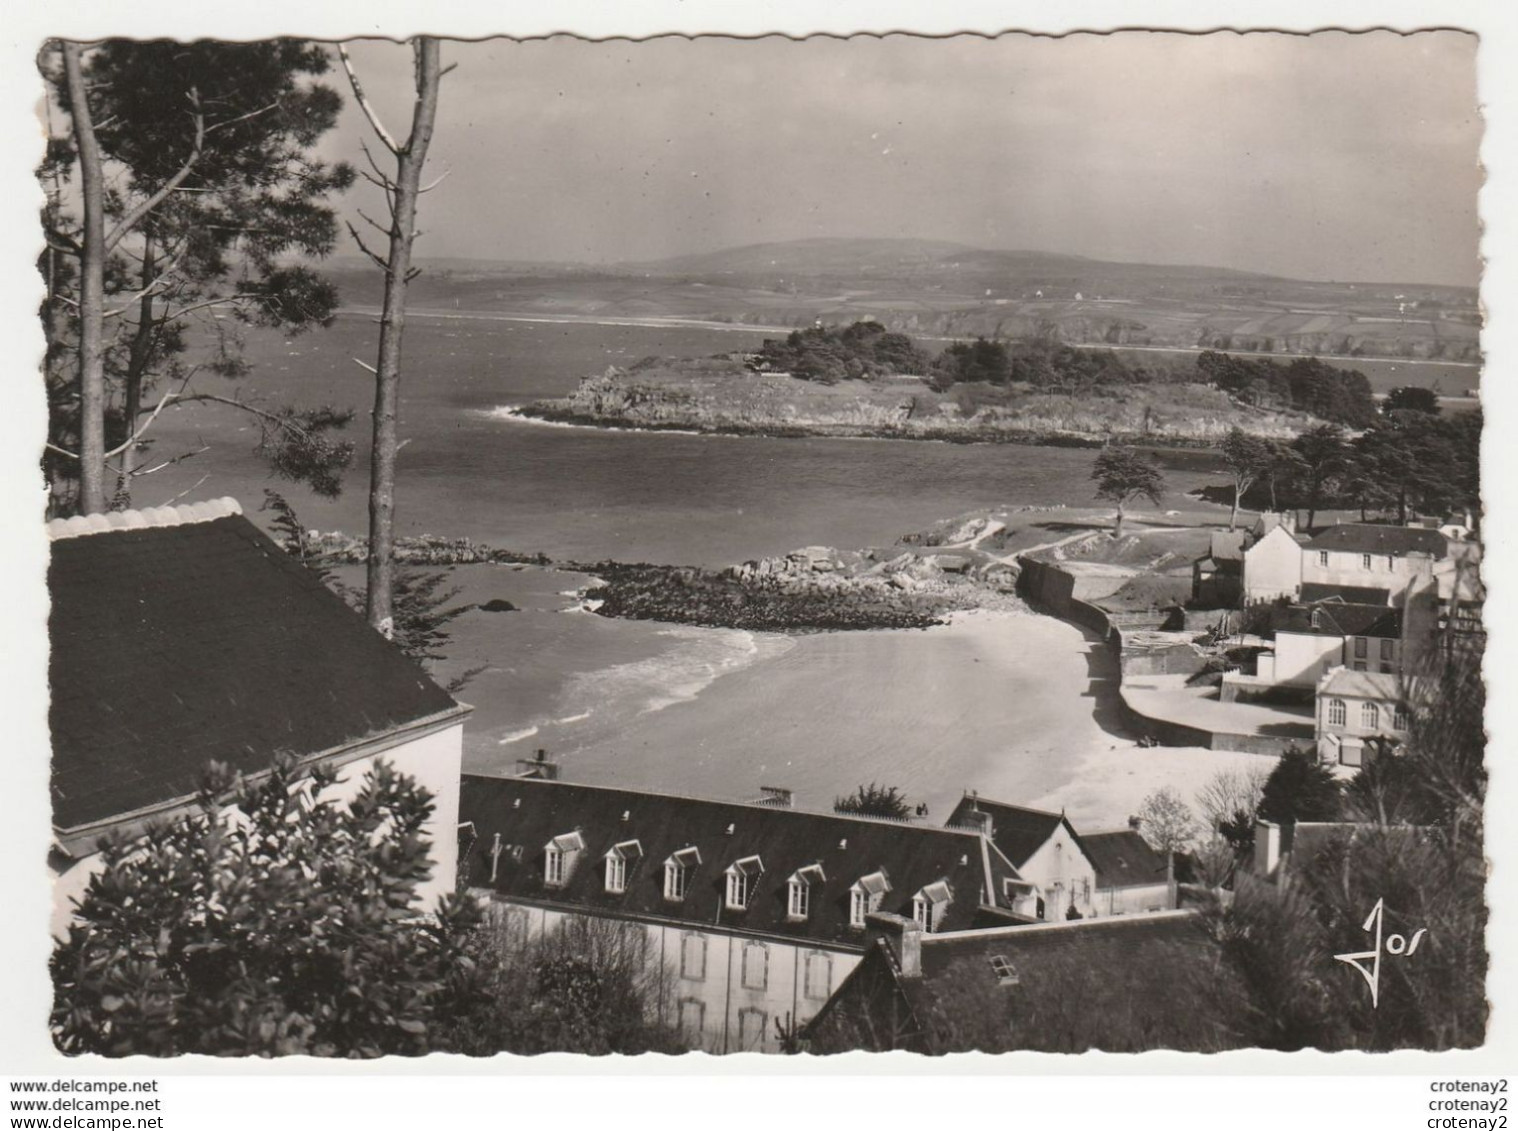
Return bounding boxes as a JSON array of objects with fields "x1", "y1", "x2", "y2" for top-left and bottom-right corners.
[
  {"x1": 1250, "y1": 602, "x2": 1403, "y2": 687},
  {"x1": 1314, "y1": 666, "x2": 1410, "y2": 768},
  {"x1": 47, "y1": 499, "x2": 469, "y2": 938},
  {"x1": 1299, "y1": 524, "x2": 1448, "y2": 605},
  {"x1": 458, "y1": 773, "x2": 1033, "y2": 1053},
  {"x1": 945, "y1": 795, "x2": 1116, "y2": 920},
  {"x1": 1241, "y1": 522, "x2": 1308, "y2": 604},
  {"x1": 1079, "y1": 829, "x2": 1172, "y2": 915}
]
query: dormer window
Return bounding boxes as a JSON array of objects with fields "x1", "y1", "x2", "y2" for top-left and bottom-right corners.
[
  {"x1": 725, "y1": 855, "x2": 764, "y2": 910},
  {"x1": 787, "y1": 864, "x2": 825, "y2": 920},
  {"x1": 849, "y1": 870, "x2": 892, "y2": 928},
  {"x1": 604, "y1": 839, "x2": 643, "y2": 894},
  {"x1": 989, "y1": 955, "x2": 1019, "y2": 986},
  {"x1": 664, "y1": 846, "x2": 701, "y2": 902},
  {"x1": 912, "y1": 880, "x2": 953, "y2": 934},
  {"x1": 544, "y1": 831, "x2": 585, "y2": 888}
]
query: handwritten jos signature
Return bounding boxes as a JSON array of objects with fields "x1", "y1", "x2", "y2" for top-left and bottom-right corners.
[{"x1": 1334, "y1": 897, "x2": 1429, "y2": 1008}]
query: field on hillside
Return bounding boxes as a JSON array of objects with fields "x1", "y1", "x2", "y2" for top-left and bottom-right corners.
[{"x1": 327, "y1": 239, "x2": 1481, "y2": 380}]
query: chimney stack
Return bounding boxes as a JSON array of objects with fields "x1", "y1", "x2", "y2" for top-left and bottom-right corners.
[
  {"x1": 1254, "y1": 819, "x2": 1282, "y2": 877},
  {"x1": 754, "y1": 786, "x2": 794, "y2": 809},
  {"x1": 516, "y1": 750, "x2": 560, "y2": 781},
  {"x1": 864, "y1": 912, "x2": 923, "y2": 979}
]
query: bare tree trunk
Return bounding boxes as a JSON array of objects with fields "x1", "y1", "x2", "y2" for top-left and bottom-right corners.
[
  {"x1": 62, "y1": 41, "x2": 107, "y2": 515},
  {"x1": 120, "y1": 238, "x2": 157, "y2": 498},
  {"x1": 361, "y1": 38, "x2": 442, "y2": 635},
  {"x1": 1114, "y1": 499, "x2": 1125, "y2": 541}
]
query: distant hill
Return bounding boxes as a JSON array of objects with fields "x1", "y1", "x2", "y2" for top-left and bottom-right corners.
[
  {"x1": 324, "y1": 236, "x2": 1479, "y2": 366},
  {"x1": 621, "y1": 237, "x2": 985, "y2": 276},
  {"x1": 622, "y1": 237, "x2": 1279, "y2": 286}
]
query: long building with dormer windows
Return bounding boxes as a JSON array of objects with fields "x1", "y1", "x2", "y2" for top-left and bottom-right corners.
[{"x1": 457, "y1": 772, "x2": 1037, "y2": 1053}]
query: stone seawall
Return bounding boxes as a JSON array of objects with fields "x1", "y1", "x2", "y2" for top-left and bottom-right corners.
[{"x1": 1016, "y1": 552, "x2": 1299, "y2": 755}]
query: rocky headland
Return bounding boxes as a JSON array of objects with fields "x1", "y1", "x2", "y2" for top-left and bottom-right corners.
[
  {"x1": 278, "y1": 516, "x2": 1031, "y2": 633},
  {"x1": 512, "y1": 359, "x2": 1316, "y2": 446}
]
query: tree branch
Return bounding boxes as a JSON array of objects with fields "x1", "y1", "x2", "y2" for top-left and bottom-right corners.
[
  {"x1": 418, "y1": 167, "x2": 451, "y2": 194},
  {"x1": 337, "y1": 44, "x2": 401, "y2": 154},
  {"x1": 103, "y1": 244, "x2": 190, "y2": 317},
  {"x1": 344, "y1": 221, "x2": 391, "y2": 272},
  {"x1": 202, "y1": 99, "x2": 281, "y2": 136},
  {"x1": 105, "y1": 92, "x2": 206, "y2": 251},
  {"x1": 355, "y1": 207, "x2": 392, "y2": 238},
  {"x1": 163, "y1": 293, "x2": 265, "y2": 322}
]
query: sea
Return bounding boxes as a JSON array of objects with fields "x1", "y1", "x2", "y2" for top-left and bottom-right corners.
[{"x1": 140, "y1": 311, "x2": 1224, "y2": 812}]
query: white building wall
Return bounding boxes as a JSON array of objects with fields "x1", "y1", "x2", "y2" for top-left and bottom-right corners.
[
  {"x1": 1300, "y1": 550, "x2": 1433, "y2": 602},
  {"x1": 1019, "y1": 827, "x2": 1098, "y2": 920},
  {"x1": 1270, "y1": 632, "x2": 1345, "y2": 687},
  {"x1": 322, "y1": 723, "x2": 464, "y2": 912},
  {"x1": 50, "y1": 854, "x2": 105, "y2": 940},
  {"x1": 1315, "y1": 691, "x2": 1408, "y2": 767},
  {"x1": 1092, "y1": 883, "x2": 1172, "y2": 916},
  {"x1": 1242, "y1": 527, "x2": 1303, "y2": 603},
  {"x1": 51, "y1": 722, "x2": 465, "y2": 939},
  {"x1": 482, "y1": 897, "x2": 860, "y2": 1054}
]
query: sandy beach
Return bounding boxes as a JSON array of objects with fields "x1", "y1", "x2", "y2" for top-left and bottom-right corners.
[{"x1": 551, "y1": 608, "x2": 1275, "y2": 830}]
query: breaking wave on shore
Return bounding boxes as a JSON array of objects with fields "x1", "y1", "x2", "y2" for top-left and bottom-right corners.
[{"x1": 561, "y1": 625, "x2": 795, "y2": 719}]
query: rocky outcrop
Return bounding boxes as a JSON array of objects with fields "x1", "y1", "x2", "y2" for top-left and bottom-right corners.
[{"x1": 519, "y1": 366, "x2": 1313, "y2": 446}]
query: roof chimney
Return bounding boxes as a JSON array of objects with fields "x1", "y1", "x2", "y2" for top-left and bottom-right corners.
[
  {"x1": 753, "y1": 786, "x2": 793, "y2": 808},
  {"x1": 1254, "y1": 819, "x2": 1283, "y2": 877},
  {"x1": 962, "y1": 807, "x2": 994, "y2": 838},
  {"x1": 864, "y1": 911, "x2": 923, "y2": 979},
  {"x1": 516, "y1": 750, "x2": 560, "y2": 781}
]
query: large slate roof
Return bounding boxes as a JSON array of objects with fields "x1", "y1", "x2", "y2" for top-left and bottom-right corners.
[
  {"x1": 1079, "y1": 829, "x2": 1168, "y2": 890},
  {"x1": 944, "y1": 795, "x2": 1072, "y2": 870},
  {"x1": 1304, "y1": 524, "x2": 1448, "y2": 559},
  {"x1": 1272, "y1": 602, "x2": 1402, "y2": 640},
  {"x1": 807, "y1": 912, "x2": 1240, "y2": 1053},
  {"x1": 48, "y1": 503, "x2": 461, "y2": 838},
  {"x1": 459, "y1": 775, "x2": 1025, "y2": 949}
]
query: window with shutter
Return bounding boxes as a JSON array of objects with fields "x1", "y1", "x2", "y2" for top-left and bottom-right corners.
[
  {"x1": 804, "y1": 951, "x2": 833, "y2": 1001},
  {"x1": 737, "y1": 1007, "x2": 768, "y2": 1051},
  {"x1": 741, "y1": 941, "x2": 769, "y2": 990},
  {"x1": 678, "y1": 998, "x2": 705, "y2": 1044},
  {"x1": 680, "y1": 932, "x2": 707, "y2": 981}
]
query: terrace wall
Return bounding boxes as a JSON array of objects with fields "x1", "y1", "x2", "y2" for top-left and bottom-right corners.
[{"x1": 1018, "y1": 553, "x2": 1292, "y2": 754}]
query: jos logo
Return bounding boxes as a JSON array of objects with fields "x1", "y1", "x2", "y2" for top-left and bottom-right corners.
[{"x1": 1334, "y1": 897, "x2": 1428, "y2": 1007}]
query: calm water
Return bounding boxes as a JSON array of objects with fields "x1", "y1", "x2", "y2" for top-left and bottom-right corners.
[
  {"x1": 146, "y1": 312, "x2": 1212, "y2": 565},
  {"x1": 145, "y1": 312, "x2": 1220, "y2": 794}
]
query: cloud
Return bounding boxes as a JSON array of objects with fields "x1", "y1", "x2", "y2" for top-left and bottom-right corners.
[{"x1": 317, "y1": 30, "x2": 1480, "y2": 285}]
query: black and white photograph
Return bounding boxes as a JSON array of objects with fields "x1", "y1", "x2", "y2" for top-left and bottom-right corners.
[{"x1": 2, "y1": 1, "x2": 1513, "y2": 1112}]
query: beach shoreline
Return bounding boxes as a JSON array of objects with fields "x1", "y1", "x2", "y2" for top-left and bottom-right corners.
[{"x1": 531, "y1": 606, "x2": 1273, "y2": 830}]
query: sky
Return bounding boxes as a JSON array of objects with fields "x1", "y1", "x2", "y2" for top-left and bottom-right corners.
[{"x1": 325, "y1": 31, "x2": 1483, "y2": 287}]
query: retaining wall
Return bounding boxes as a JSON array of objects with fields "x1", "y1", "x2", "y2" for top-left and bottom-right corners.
[{"x1": 1018, "y1": 552, "x2": 1294, "y2": 755}]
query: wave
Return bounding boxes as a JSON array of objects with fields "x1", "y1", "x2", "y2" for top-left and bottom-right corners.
[
  {"x1": 555, "y1": 711, "x2": 593, "y2": 724},
  {"x1": 558, "y1": 625, "x2": 793, "y2": 722},
  {"x1": 484, "y1": 405, "x2": 709, "y2": 438},
  {"x1": 497, "y1": 725, "x2": 540, "y2": 746}
]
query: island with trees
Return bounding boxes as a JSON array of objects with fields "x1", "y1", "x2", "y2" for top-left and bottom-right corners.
[{"x1": 513, "y1": 322, "x2": 1352, "y2": 447}]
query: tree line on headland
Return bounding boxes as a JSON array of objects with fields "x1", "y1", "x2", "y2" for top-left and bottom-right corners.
[{"x1": 756, "y1": 321, "x2": 1382, "y2": 427}]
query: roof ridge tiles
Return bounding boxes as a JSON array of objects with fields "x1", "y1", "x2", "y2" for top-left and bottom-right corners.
[
  {"x1": 463, "y1": 772, "x2": 983, "y2": 836},
  {"x1": 47, "y1": 497, "x2": 243, "y2": 541}
]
